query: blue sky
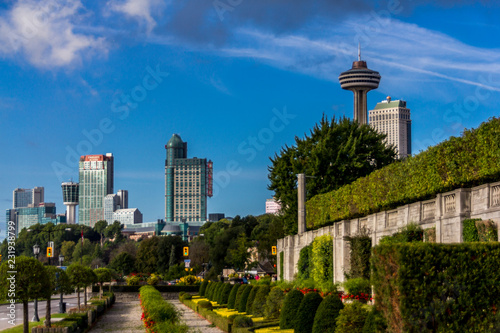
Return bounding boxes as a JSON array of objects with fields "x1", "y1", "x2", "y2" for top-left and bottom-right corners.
[{"x1": 1, "y1": 0, "x2": 500, "y2": 238}]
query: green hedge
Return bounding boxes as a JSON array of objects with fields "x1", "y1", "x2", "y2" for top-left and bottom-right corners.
[
  {"x1": 238, "y1": 285, "x2": 253, "y2": 312},
  {"x1": 463, "y1": 218, "x2": 498, "y2": 242},
  {"x1": 234, "y1": 284, "x2": 248, "y2": 311},
  {"x1": 227, "y1": 284, "x2": 241, "y2": 309},
  {"x1": 371, "y1": 242, "x2": 500, "y2": 332},
  {"x1": 307, "y1": 117, "x2": 500, "y2": 230},
  {"x1": 279, "y1": 289, "x2": 304, "y2": 329},
  {"x1": 220, "y1": 283, "x2": 233, "y2": 305},
  {"x1": 264, "y1": 286, "x2": 285, "y2": 319},
  {"x1": 245, "y1": 285, "x2": 260, "y2": 314},
  {"x1": 92, "y1": 285, "x2": 199, "y2": 293},
  {"x1": 139, "y1": 285, "x2": 187, "y2": 332},
  {"x1": 312, "y1": 294, "x2": 344, "y2": 333},
  {"x1": 199, "y1": 280, "x2": 209, "y2": 296},
  {"x1": 293, "y1": 292, "x2": 323, "y2": 333},
  {"x1": 311, "y1": 235, "x2": 333, "y2": 285},
  {"x1": 252, "y1": 285, "x2": 271, "y2": 317}
]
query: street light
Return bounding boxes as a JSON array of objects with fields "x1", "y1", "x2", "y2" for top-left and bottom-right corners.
[
  {"x1": 58, "y1": 255, "x2": 65, "y2": 313},
  {"x1": 32, "y1": 244, "x2": 40, "y2": 322}
]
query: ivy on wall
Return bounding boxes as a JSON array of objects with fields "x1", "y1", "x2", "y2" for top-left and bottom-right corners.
[{"x1": 310, "y1": 235, "x2": 333, "y2": 285}]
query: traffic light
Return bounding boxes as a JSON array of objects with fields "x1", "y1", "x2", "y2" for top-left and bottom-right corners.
[
  {"x1": 183, "y1": 247, "x2": 189, "y2": 256},
  {"x1": 272, "y1": 246, "x2": 277, "y2": 255},
  {"x1": 47, "y1": 247, "x2": 53, "y2": 258},
  {"x1": 0, "y1": 254, "x2": 2, "y2": 262}
]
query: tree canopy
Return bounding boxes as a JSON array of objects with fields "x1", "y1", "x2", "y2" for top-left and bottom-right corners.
[{"x1": 268, "y1": 116, "x2": 396, "y2": 234}]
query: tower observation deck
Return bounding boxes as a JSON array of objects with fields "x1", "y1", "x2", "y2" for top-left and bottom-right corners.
[
  {"x1": 338, "y1": 49, "x2": 381, "y2": 125},
  {"x1": 62, "y1": 181, "x2": 79, "y2": 224}
]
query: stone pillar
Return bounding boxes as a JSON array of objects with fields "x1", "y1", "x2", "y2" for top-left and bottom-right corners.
[{"x1": 298, "y1": 173, "x2": 307, "y2": 234}]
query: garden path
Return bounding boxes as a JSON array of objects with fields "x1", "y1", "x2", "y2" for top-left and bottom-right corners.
[
  {"x1": 88, "y1": 300, "x2": 143, "y2": 333},
  {"x1": 169, "y1": 299, "x2": 224, "y2": 333}
]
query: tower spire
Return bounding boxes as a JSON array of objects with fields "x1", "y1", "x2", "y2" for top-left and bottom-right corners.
[{"x1": 358, "y1": 43, "x2": 361, "y2": 61}]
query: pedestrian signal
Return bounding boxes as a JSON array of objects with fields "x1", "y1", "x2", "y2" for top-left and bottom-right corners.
[
  {"x1": 272, "y1": 246, "x2": 277, "y2": 255},
  {"x1": 183, "y1": 247, "x2": 189, "y2": 256},
  {"x1": 47, "y1": 247, "x2": 53, "y2": 258}
]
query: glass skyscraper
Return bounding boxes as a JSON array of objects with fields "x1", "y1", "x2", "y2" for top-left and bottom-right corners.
[
  {"x1": 13, "y1": 187, "x2": 44, "y2": 208},
  {"x1": 78, "y1": 153, "x2": 114, "y2": 227},
  {"x1": 165, "y1": 134, "x2": 213, "y2": 224}
]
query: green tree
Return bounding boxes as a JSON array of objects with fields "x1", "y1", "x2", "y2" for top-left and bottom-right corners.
[
  {"x1": 0, "y1": 256, "x2": 49, "y2": 333},
  {"x1": 94, "y1": 267, "x2": 113, "y2": 298},
  {"x1": 136, "y1": 237, "x2": 160, "y2": 274},
  {"x1": 60, "y1": 241, "x2": 76, "y2": 264},
  {"x1": 43, "y1": 266, "x2": 72, "y2": 328},
  {"x1": 72, "y1": 238, "x2": 94, "y2": 264},
  {"x1": 109, "y1": 252, "x2": 136, "y2": 276},
  {"x1": 67, "y1": 264, "x2": 96, "y2": 311},
  {"x1": 104, "y1": 221, "x2": 124, "y2": 243},
  {"x1": 226, "y1": 233, "x2": 252, "y2": 271},
  {"x1": 94, "y1": 220, "x2": 108, "y2": 247},
  {"x1": 268, "y1": 116, "x2": 396, "y2": 235}
]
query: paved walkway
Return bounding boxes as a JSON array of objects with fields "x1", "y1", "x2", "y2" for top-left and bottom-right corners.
[
  {"x1": 169, "y1": 299, "x2": 224, "y2": 333},
  {"x1": 89, "y1": 301, "x2": 143, "y2": 333}
]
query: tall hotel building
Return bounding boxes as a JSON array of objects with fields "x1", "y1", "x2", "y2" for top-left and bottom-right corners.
[
  {"x1": 165, "y1": 134, "x2": 213, "y2": 225},
  {"x1": 369, "y1": 97, "x2": 412, "y2": 159},
  {"x1": 78, "y1": 154, "x2": 114, "y2": 227},
  {"x1": 13, "y1": 187, "x2": 44, "y2": 208}
]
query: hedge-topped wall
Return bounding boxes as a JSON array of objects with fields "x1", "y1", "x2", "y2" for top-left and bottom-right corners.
[
  {"x1": 371, "y1": 242, "x2": 500, "y2": 332},
  {"x1": 306, "y1": 117, "x2": 500, "y2": 230}
]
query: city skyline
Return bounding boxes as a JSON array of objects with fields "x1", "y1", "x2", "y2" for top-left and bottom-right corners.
[{"x1": 1, "y1": 1, "x2": 500, "y2": 239}]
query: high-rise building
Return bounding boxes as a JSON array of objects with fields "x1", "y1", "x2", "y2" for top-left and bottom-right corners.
[
  {"x1": 62, "y1": 181, "x2": 79, "y2": 224},
  {"x1": 104, "y1": 190, "x2": 130, "y2": 224},
  {"x1": 14, "y1": 203, "x2": 65, "y2": 236},
  {"x1": 209, "y1": 213, "x2": 225, "y2": 222},
  {"x1": 13, "y1": 187, "x2": 44, "y2": 208},
  {"x1": 339, "y1": 46, "x2": 381, "y2": 125},
  {"x1": 165, "y1": 134, "x2": 213, "y2": 224},
  {"x1": 369, "y1": 97, "x2": 412, "y2": 159},
  {"x1": 113, "y1": 208, "x2": 143, "y2": 225},
  {"x1": 78, "y1": 154, "x2": 114, "y2": 227}
]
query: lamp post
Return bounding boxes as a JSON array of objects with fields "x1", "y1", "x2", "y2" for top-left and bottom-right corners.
[
  {"x1": 32, "y1": 244, "x2": 40, "y2": 322},
  {"x1": 58, "y1": 255, "x2": 65, "y2": 313}
]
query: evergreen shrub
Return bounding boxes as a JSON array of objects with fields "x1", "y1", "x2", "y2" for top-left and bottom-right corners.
[
  {"x1": 227, "y1": 284, "x2": 241, "y2": 309},
  {"x1": 199, "y1": 280, "x2": 209, "y2": 296},
  {"x1": 361, "y1": 306, "x2": 387, "y2": 333},
  {"x1": 279, "y1": 288, "x2": 304, "y2": 329},
  {"x1": 205, "y1": 282, "x2": 215, "y2": 300},
  {"x1": 297, "y1": 245, "x2": 312, "y2": 279},
  {"x1": 293, "y1": 292, "x2": 323, "y2": 333},
  {"x1": 220, "y1": 283, "x2": 233, "y2": 305},
  {"x1": 343, "y1": 278, "x2": 371, "y2": 296},
  {"x1": 234, "y1": 284, "x2": 248, "y2": 310},
  {"x1": 312, "y1": 294, "x2": 344, "y2": 333},
  {"x1": 198, "y1": 300, "x2": 213, "y2": 310},
  {"x1": 233, "y1": 315, "x2": 254, "y2": 328},
  {"x1": 245, "y1": 285, "x2": 260, "y2": 314},
  {"x1": 334, "y1": 301, "x2": 369, "y2": 333},
  {"x1": 371, "y1": 242, "x2": 500, "y2": 332},
  {"x1": 238, "y1": 285, "x2": 253, "y2": 312},
  {"x1": 264, "y1": 286, "x2": 285, "y2": 319},
  {"x1": 252, "y1": 285, "x2": 271, "y2": 317},
  {"x1": 307, "y1": 117, "x2": 500, "y2": 229},
  {"x1": 212, "y1": 282, "x2": 223, "y2": 302}
]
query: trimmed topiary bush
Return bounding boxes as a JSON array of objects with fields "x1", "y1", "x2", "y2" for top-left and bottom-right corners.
[
  {"x1": 361, "y1": 306, "x2": 387, "y2": 333},
  {"x1": 178, "y1": 291, "x2": 186, "y2": 301},
  {"x1": 234, "y1": 284, "x2": 248, "y2": 311},
  {"x1": 198, "y1": 300, "x2": 213, "y2": 310},
  {"x1": 213, "y1": 282, "x2": 223, "y2": 303},
  {"x1": 245, "y1": 285, "x2": 260, "y2": 315},
  {"x1": 181, "y1": 293, "x2": 192, "y2": 301},
  {"x1": 220, "y1": 283, "x2": 233, "y2": 305},
  {"x1": 205, "y1": 282, "x2": 215, "y2": 300},
  {"x1": 264, "y1": 286, "x2": 285, "y2": 319},
  {"x1": 252, "y1": 285, "x2": 271, "y2": 317},
  {"x1": 312, "y1": 294, "x2": 344, "y2": 333},
  {"x1": 238, "y1": 285, "x2": 253, "y2": 312},
  {"x1": 199, "y1": 280, "x2": 209, "y2": 297},
  {"x1": 335, "y1": 301, "x2": 369, "y2": 333},
  {"x1": 227, "y1": 284, "x2": 241, "y2": 309},
  {"x1": 293, "y1": 292, "x2": 323, "y2": 333},
  {"x1": 279, "y1": 288, "x2": 304, "y2": 329},
  {"x1": 233, "y1": 315, "x2": 254, "y2": 328}
]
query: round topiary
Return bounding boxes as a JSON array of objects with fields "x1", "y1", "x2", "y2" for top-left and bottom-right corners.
[
  {"x1": 233, "y1": 315, "x2": 254, "y2": 328},
  {"x1": 234, "y1": 284, "x2": 248, "y2": 311},
  {"x1": 228, "y1": 313, "x2": 239, "y2": 324},
  {"x1": 227, "y1": 284, "x2": 241, "y2": 309},
  {"x1": 361, "y1": 306, "x2": 387, "y2": 333},
  {"x1": 312, "y1": 294, "x2": 344, "y2": 333},
  {"x1": 178, "y1": 291, "x2": 186, "y2": 301},
  {"x1": 199, "y1": 280, "x2": 209, "y2": 297},
  {"x1": 182, "y1": 293, "x2": 192, "y2": 301},
  {"x1": 264, "y1": 286, "x2": 285, "y2": 319},
  {"x1": 252, "y1": 285, "x2": 271, "y2": 318},
  {"x1": 220, "y1": 283, "x2": 233, "y2": 305},
  {"x1": 245, "y1": 286, "x2": 260, "y2": 315},
  {"x1": 198, "y1": 300, "x2": 213, "y2": 310},
  {"x1": 279, "y1": 289, "x2": 304, "y2": 329},
  {"x1": 293, "y1": 292, "x2": 323, "y2": 333},
  {"x1": 238, "y1": 285, "x2": 253, "y2": 312},
  {"x1": 334, "y1": 301, "x2": 369, "y2": 333}
]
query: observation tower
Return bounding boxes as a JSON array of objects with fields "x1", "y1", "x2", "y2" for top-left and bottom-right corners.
[
  {"x1": 62, "y1": 181, "x2": 79, "y2": 224},
  {"x1": 338, "y1": 46, "x2": 381, "y2": 124}
]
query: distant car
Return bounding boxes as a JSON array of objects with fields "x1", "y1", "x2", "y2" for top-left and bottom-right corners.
[{"x1": 168, "y1": 280, "x2": 177, "y2": 286}]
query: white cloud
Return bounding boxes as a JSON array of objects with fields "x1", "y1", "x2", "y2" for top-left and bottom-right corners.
[
  {"x1": 0, "y1": 0, "x2": 107, "y2": 69},
  {"x1": 108, "y1": 0, "x2": 164, "y2": 34}
]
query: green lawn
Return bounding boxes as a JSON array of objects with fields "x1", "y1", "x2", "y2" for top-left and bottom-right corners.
[{"x1": 3, "y1": 313, "x2": 67, "y2": 333}]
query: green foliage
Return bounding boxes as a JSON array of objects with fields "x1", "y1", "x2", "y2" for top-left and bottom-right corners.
[
  {"x1": 279, "y1": 251, "x2": 284, "y2": 281},
  {"x1": 362, "y1": 306, "x2": 387, "y2": 333},
  {"x1": 334, "y1": 301, "x2": 369, "y2": 333},
  {"x1": 135, "y1": 237, "x2": 159, "y2": 274},
  {"x1": 476, "y1": 219, "x2": 498, "y2": 242},
  {"x1": 198, "y1": 300, "x2": 213, "y2": 310},
  {"x1": 205, "y1": 282, "x2": 215, "y2": 301},
  {"x1": 346, "y1": 229, "x2": 372, "y2": 279},
  {"x1": 250, "y1": 285, "x2": 270, "y2": 317},
  {"x1": 181, "y1": 293, "x2": 192, "y2": 301},
  {"x1": 269, "y1": 116, "x2": 396, "y2": 235},
  {"x1": 293, "y1": 292, "x2": 323, "y2": 333},
  {"x1": 371, "y1": 242, "x2": 500, "y2": 332},
  {"x1": 227, "y1": 283, "x2": 241, "y2": 309},
  {"x1": 279, "y1": 288, "x2": 304, "y2": 329},
  {"x1": 245, "y1": 285, "x2": 260, "y2": 314},
  {"x1": 238, "y1": 285, "x2": 253, "y2": 312},
  {"x1": 108, "y1": 252, "x2": 136, "y2": 276},
  {"x1": 312, "y1": 294, "x2": 344, "y2": 333},
  {"x1": 199, "y1": 280, "x2": 209, "y2": 297},
  {"x1": 233, "y1": 315, "x2": 254, "y2": 328},
  {"x1": 343, "y1": 278, "x2": 371, "y2": 296},
  {"x1": 423, "y1": 227, "x2": 436, "y2": 243},
  {"x1": 379, "y1": 223, "x2": 423, "y2": 245},
  {"x1": 126, "y1": 275, "x2": 141, "y2": 286},
  {"x1": 220, "y1": 283, "x2": 233, "y2": 305},
  {"x1": 234, "y1": 284, "x2": 248, "y2": 310},
  {"x1": 214, "y1": 282, "x2": 225, "y2": 303},
  {"x1": 297, "y1": 244, "x2": 312, "y2": 279},
  {"x1": 140, "y1": 285, "x2": 181, "y2": 327},
  {"x1": 0, "y1": 256, "x2": 49, "y2": 302},
  {"x1": 311, "y1": 235, "x2": 333, "y2": 285},
  {"x1": 264, "y1": 286, "x2": 285, "y2": 319},
  {"x1": 227, "y1": 233, "x2": 252, "y2": 271},
  {"x1": 307, "y1": 117, "x2": 500, "y2": 230},
  {"x1": 147, "y1": 273, "x2": 161, "y2": 285}
]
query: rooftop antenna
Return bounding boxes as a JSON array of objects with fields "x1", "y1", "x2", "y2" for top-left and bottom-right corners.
[{"x1": 358, "y1": 43, "x2": 361, "y2": 61}]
